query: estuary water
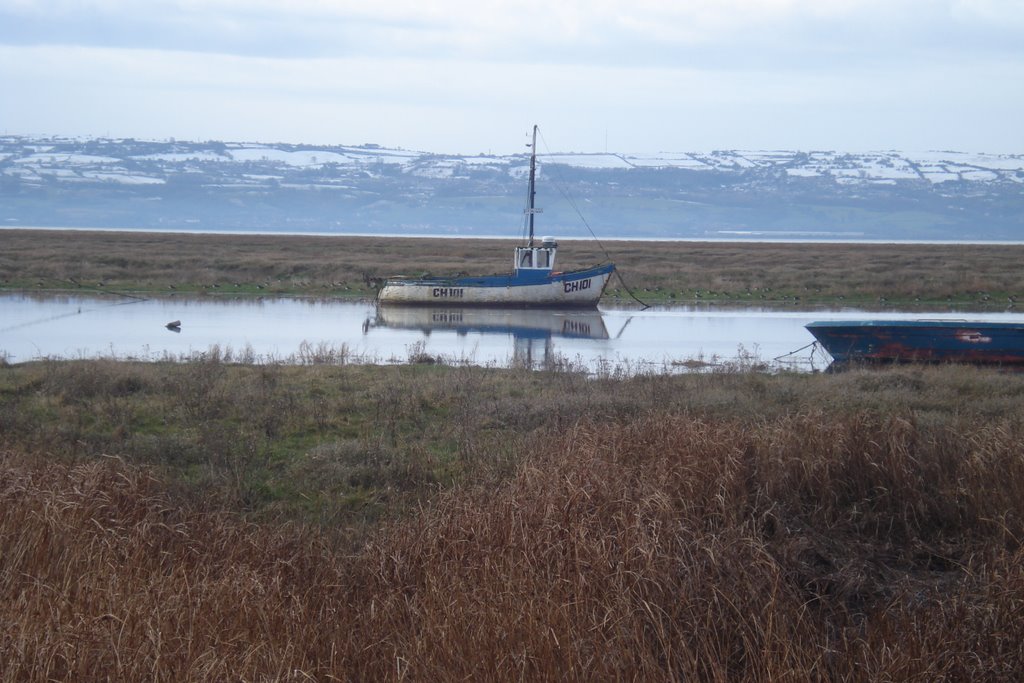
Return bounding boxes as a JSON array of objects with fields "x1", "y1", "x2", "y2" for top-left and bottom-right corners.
[{"x1": 3, "y1": 293, "x2": 1024, "y2": 373}]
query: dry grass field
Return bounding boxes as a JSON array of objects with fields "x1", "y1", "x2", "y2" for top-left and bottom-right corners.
[
  {"x1": 2, "y1": 228, "x2": 1023, "y2": 306},
  {"x1": 3, "y1": 358, "x2": 1024, "y2": 680}
]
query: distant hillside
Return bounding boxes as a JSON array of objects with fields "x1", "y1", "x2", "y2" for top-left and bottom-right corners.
[{"x1": 1, "y1": 136, "x2": 1022, "y2": 240}]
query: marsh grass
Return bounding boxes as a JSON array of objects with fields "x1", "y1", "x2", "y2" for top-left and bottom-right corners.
[
  {"x1": 4, "y1": 228, "x2": 1024, "y2": 306},
  {"x1": 2, "y1": 359, "x2": 1024, "y2": 679}
]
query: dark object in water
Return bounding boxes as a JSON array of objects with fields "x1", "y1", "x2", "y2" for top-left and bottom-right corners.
[
  {"x1": 165, "y1": 320, "x2": 181, "y2": 331},
  {"x1": 806, "y1": 320, "x2": 1024, "y2": 365}
]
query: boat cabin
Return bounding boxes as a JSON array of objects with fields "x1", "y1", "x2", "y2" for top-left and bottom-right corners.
[{"x1": 514, "y1": 237, "x2": 558, "y2": 273}]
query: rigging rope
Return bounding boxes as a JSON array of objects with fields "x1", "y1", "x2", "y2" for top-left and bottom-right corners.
[{"x1": 535, "y1": 129, "x2": 651, "y2": 310}]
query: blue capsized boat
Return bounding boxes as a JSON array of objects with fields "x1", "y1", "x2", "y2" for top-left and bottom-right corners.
[
  {"x1": 806, "y1": 320, "x2": 1024, "y2": 365},
  {"x1": 377, "y1": 125, "x2": 615, "y2": 308}
]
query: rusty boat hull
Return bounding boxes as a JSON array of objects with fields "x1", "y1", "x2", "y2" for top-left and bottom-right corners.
[{"x1": 806, "y1": 320, "x2": 1024, "y2": 365}]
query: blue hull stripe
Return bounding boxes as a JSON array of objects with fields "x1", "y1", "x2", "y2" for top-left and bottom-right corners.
[{"x1": 387, "y1": 263, "x2": 615, "y2": 289}]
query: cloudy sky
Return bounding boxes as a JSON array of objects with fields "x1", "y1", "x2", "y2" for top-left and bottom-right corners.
[{"x1": 1, "y1": 0, "x2": 1022, "y2": 154}]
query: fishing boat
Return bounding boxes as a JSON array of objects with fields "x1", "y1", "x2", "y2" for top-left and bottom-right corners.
[
  {"x1": 377, "y1": 125, "x2": 615, "y2": 308},
  {"x1": 806, "y1": 320, "x2": 1024, "y2": 365}
]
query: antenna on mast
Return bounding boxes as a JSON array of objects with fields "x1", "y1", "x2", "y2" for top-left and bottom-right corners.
[{"x1": 525, "y1": 125, "x2": 541, "y2": 246}]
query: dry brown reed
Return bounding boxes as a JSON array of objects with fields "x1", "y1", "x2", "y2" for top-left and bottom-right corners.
[
  {"x1": 355, "y1": 412, "x2": 1024, "y2": 680},
  {"x1": 4, "y1": 399, "x2": 1023, "y2": 680},
  {"x1": 0, "y1": 453, "x2": 355, "y2": 680}
]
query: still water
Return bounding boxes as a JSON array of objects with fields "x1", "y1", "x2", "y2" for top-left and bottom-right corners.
[{"x1": 4, "y1": 293, "x2": 1024, "y2": 373}]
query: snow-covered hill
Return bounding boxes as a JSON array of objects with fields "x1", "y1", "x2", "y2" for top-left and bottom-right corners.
[{"x1": 2, "y1": 136, "x2": 1022, "y2": 240}]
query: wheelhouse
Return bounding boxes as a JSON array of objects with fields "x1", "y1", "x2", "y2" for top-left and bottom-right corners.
[{"x1": 514, "y1": 237, "x2": 558, "y2": 273}]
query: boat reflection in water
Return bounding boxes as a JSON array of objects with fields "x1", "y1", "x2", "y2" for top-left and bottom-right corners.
[{"x1": 365, "y1": 306, "x2": 609, "y2": 368}]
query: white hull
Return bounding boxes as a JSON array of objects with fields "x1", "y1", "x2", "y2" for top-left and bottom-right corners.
[{"x1": 378, "y1": 269, "x2": 613, "y2": 307}]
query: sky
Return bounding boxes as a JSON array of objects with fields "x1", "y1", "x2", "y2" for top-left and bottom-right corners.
[{"x1": 1, "y1": 0, "x2": 1022, "y2": 155}]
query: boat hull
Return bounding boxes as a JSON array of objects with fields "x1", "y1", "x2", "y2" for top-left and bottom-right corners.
[
  {"x1": 806, "y1": 320, "x2": 1024, "y2": 365},
  {"x1": 377, "y1": 264, "x2": 614, "y2": 308}
]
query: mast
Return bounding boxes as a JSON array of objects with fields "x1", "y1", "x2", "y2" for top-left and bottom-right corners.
[{"x1": 526, "y1": 124, "x2": 538, "y2": 247}]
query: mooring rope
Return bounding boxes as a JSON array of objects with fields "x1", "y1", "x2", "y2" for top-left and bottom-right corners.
[
  {"x1": 535, "y1": 129, "x2": 651, "y2": 310},
  {"x1": 774, "y1": 340, "x2": 834, "y2": 371},
  {"x1": 773, "y1": 340, "x2": 817, "y2": 361}
]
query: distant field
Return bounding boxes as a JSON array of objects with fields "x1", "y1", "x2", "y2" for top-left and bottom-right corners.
[{"x1": 2, "y1": 228, "x2": 1024, "y2": 307}]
